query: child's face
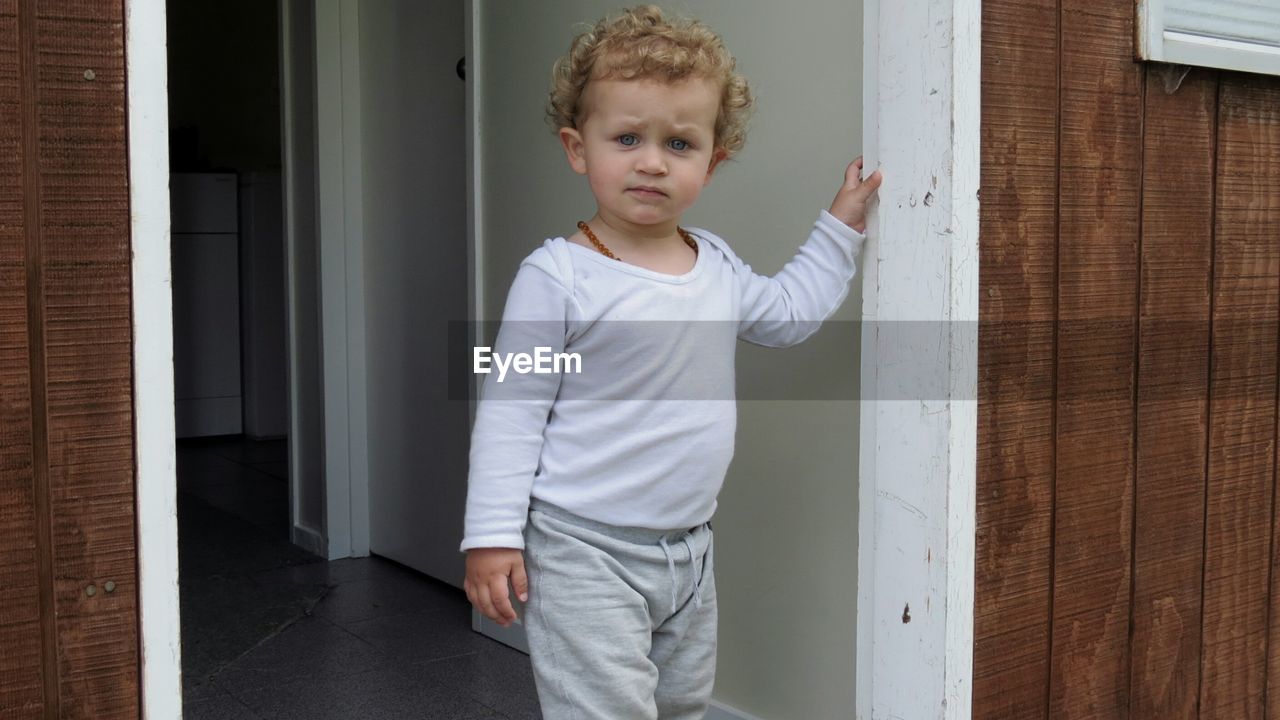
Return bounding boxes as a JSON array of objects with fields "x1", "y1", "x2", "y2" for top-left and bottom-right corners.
[{"x1": 559, "y1": 76, "x2": 727, "y2": 232}]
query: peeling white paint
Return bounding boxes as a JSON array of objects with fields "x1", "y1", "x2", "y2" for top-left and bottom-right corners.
[
  {"x1": 856, "y1": 0, "x2": 979, "y2": 717},
  {"x1": 876, "y1": 490, "x2": 929, "y2": 522}
]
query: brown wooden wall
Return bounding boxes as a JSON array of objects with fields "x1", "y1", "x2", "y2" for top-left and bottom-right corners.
[
  {"x1": 0, "y1": 0, "x2": 138, "y2": 717},
  {"x1": 977, "y1": 0, "x2": 1280, "y2": 718}
]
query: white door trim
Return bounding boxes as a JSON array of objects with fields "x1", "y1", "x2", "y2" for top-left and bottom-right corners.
[
  {"x1": 312, "y1": 0, "x2": 370, "y2": 560},
  {"x1": 279, "y1": 0, "x2": 320, "y2": 556},
  {"x1": 465, "y1": 0, "x2": 484, "y2": 340},
  {"x1": 857, "y1": 0, "x2": 980, "y2": 717},
  {"x1": 125, "y1": 0, "x2": 183, "y2": 715}
]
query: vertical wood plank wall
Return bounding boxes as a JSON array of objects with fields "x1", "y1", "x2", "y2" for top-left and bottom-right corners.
[
  {"x1": 0, "y1": 0, "x2": 138, "y2": 717},
  {"x1": 1, "y1": 0, "x2": 43, "y2": 714},
  {"x1": 976, "y1": 0, "x2": 1280, "y2": 718}
]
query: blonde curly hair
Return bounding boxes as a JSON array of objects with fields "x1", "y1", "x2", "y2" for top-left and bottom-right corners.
[{"x1": 546, "y1": 4, "x2": 754, "y2": 161}]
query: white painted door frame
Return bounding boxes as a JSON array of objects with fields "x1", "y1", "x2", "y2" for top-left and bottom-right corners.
[
  {"x1": 278, "y1": 0, "x2": 322, "y2": 557},
  {"x1": 127, "y1": 0, "x2": 183, "y2": 715},
  {"x1": 306, "y1": 0, "x2": 371, "y2": 560},
  {"x1": 856, "y1": 0, "x2": 980, "y2": 717}
]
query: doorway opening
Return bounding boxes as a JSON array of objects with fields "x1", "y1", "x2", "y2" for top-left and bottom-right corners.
[
  {"x1": 165, "y1": 2, "x2": 536, "y2": 716},
  {"x1": 165, "y1": 0, "x2": 322, "y2": 705}
]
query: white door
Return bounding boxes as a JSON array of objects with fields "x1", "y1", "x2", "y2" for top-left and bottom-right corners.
[{"x1": 356, "y1": 0, "x2": 474, "y2": 583}]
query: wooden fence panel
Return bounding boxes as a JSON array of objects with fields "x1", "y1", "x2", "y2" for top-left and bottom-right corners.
[
  {"x1": 34, "y1": 1, "x2": 138, "y2": 717},
  {"x1": 974, "y1": 0, "x2": 1059, "y2": 716},
  {"x1": 1128, "y1": 67, "x2": 1216, "y2": 718},
  {"x1": 0, "y1": 0, "x2": 44, "y2": 715},
  {"x1": 1198, "y1": 76, "x2": 1280, "y2": 720},
  {"x1": 1264, "y1": 76, "x2": 1280, "y2": 720},
  {"x1": 0, "y1": 0, "x2": 138, "y2": 716},
  {"x1": 976, "y1": 2, "x2": 1280, "y2": 718},
  {"x1": 1048, "y1": 1, "x2": 1144, "y2": 716}
]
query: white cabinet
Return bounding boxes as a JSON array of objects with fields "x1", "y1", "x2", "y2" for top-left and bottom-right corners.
[{"x1": 171, "y1": 172, "x2": 243, "y2": 438}]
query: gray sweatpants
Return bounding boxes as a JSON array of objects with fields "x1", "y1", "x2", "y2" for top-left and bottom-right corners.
[{"x1": 520, "y1": 497, "x2": 717, "y2": 720}]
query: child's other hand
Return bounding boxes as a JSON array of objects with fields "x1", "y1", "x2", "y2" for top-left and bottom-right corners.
[
  {"x1": 464, "y1": 547, "x2": 529, "y2": 628},
  {"x1": 828, "y1": 156, "x2": 883, "y2": 234}
]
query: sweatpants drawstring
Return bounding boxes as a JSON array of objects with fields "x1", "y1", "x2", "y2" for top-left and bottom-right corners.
[
  {"x1": 683, "y1": 534, "x2": 704, "y2": 611},
  {"x1": 658, "y1": 529, "x2": 705, "y2": 616}
]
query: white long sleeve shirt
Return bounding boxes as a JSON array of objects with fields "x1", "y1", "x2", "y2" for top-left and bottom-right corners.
[{"x1": 459, "y1": 209, "x2": 865, "y2": 551}]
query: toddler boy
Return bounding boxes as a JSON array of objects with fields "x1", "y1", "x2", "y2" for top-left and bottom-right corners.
[{"x1": 461, "y1": 5, "x2": 881, "y2": 718}]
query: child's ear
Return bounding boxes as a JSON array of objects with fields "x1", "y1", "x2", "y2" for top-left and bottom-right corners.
[
  {"x1": 704, "y1": 148, "x2": 728, "y2": 185},
  {"x1": 559, "y1": 127, "x2": 588, "y2": 175}
]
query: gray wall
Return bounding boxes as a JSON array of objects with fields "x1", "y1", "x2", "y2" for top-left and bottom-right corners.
[
  {"x1": 358, "y1": 1, "x2": 472, "y2": 583},
  {"x1": 477, "y1": 2, "x2": 863, "y2": 717}
]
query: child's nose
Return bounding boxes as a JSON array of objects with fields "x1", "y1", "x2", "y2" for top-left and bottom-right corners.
[{"x1": 636, "y1": 148, "x2": 666, "y2": 174}]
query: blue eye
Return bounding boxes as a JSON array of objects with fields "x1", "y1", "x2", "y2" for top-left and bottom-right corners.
[
  {"x1": 670, "y1": 138, "x2": 690, "y2": 151},
  {"x1": 618, "y1": 134, "x2": 638, "y2": 146}
]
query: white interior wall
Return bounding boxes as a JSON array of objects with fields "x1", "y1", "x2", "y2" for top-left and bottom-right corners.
[{"x1": 477, "y1": 2, "x2": 863, "y2": 717}]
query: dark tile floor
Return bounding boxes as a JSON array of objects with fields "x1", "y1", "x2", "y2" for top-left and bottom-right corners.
[{"x1": 178, "y1": 435, "x2": 542, "y2": 719}]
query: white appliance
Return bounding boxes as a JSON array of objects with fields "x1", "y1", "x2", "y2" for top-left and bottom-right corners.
[{"x1": 171, "y1": 172, "x2": 243, "y2": 438}]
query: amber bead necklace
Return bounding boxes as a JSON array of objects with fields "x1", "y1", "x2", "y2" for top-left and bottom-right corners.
[{"x1": 577, "y1": 220, "x2": 698, "y2": 262}]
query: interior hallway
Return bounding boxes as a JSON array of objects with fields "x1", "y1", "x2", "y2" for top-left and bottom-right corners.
[{"x1": 177, "y1": 436, "x2": 542, "y2": 719}]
